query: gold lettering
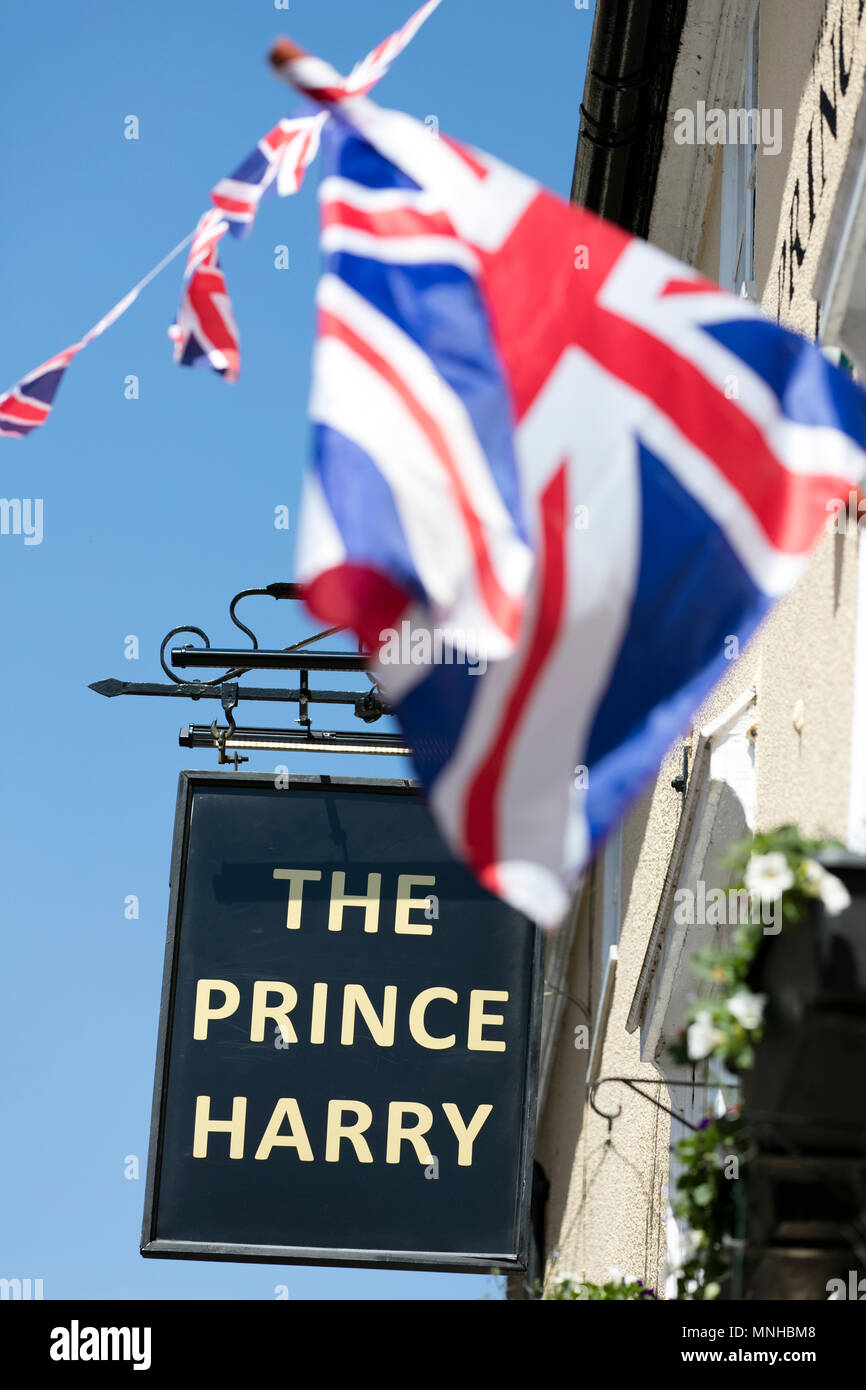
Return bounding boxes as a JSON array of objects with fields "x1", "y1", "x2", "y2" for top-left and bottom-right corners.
[
  {"x1": 250, "y1": 981, "x2": 298, "y2": 1043},
  {"x1": 272, "y1": 869, "x2": 322, "y2": 929},
  {"x1": 254, "y1": 1098, "x2": 314, "y2": 1161},
  {"x1": 408, "y1": 987, "x2": 458, "y2": 1049},
  {"x1": 193, "y1": 1095, "x2": 247, "y2": 1158},
  {"x1": 340, "y1": 984, "x2": 397, "y2": 1046},
  {"x1": 310, "y1": 982, "x2": 328, "y2": 1044},
  {"x1": 442, "y1": 1102, "x2": 493, "y2": 1166},
  {"x1": 193, "y1": 979, "x2": 240, "y2": 1040},
  {"x1": 325, "y1": 1100, "x2": 374, "y2": 1163},
  {"x1": 394, "y1": 873, "x2": 436, "y2": 935},
  {"x1": 386, "y1": 1102, "x2": 434, "y2": 1164},
  {"x1": 328, "y1": 871, "x2": 382, "y2": 933},
  {"x1": 467, "y1": 990, "x2": 508, "y2": 1051}
]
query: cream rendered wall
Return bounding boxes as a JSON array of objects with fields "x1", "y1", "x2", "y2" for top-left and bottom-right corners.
[
  {"x1": 536, "y1": 0, "x2": 863, "y2": 1297},
  {"x1": 537, "y1": 762, "x2": 680, "y2": 1290},
  {"x1": 691, "y1": 0, "x2": 864, "y2": 843},
  {"x1": 762, "y1": 0, "x2": 866, "y2": 327}
]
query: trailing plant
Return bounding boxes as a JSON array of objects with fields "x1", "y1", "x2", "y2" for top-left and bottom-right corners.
[
  {"x1": 541, "y1": 1271, "x2": 656, "y2": 1300},
  {"x1": 666, "y1": 826, "x2": 849, "y2": 1298},
  {"x1": 668, "y1": 1109, "x2": 746, "y2": 1300}
]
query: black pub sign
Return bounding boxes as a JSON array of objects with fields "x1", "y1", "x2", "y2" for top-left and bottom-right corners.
[{"x1": 142, "y1": 772, "x2": 541, "y2": 1272}]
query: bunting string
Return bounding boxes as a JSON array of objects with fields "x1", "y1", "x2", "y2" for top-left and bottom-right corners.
[{"x1": 0, "y1": 0, "x2": 441, "y2": 440}]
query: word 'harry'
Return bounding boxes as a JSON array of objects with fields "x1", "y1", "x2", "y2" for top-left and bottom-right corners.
[{"x1": 193, "y1": 1096, "x2": 493, "y2": 1166}]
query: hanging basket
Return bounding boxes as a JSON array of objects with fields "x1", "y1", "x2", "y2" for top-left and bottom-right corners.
[
  {"x1": 743, "y1": 851, "x2": 866, "y2": 1155},
  {"x1": 740, "y1": 853, "x2": 866, "y2": 1299}
]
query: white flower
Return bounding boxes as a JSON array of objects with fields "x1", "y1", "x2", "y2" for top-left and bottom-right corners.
[
  {"x1": 607, "y1": 1267, "x2": 624, "y2": 1284},
  {"x1": 820, "y1": 873, "x2": 852, "y2": 915},
  {"x1": 803, "y1": 858, "x2": 823, "y2": 888},
  {"x1": 663, "y1": 1228, "x2": 703, "y2": 1282},
  {"x1": 745, "y1": 851, "x2": 794, "y2": 900},
  {"x1": 680, "y1": 1228, "x2": 704, "y2": 1263},
  {"x1": 804, "y1": 859, "x2": 852, "y2": 916},
  {"x1": 726, "y1": 988, "x2": 767, "y2": 1031},
  {"x1": 547, "y1": 1273, "x2": 584, "y2": 1299},
  {"x1": 687, "y1": 1011, "x2": 724, "y2": 1060}
]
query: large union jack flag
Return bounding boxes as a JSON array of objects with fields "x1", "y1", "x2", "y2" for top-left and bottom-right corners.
[{"x1": 282, "y1": 64, "x2": 866, "y2": 928}]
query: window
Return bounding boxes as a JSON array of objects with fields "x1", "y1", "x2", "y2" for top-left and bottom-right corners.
[
  {"x1": 623, "y1": 690, "x2": 758, "y2": 1296},
  {"x1": 719, "y1": 4, "x2": 760, "y2": 296}
]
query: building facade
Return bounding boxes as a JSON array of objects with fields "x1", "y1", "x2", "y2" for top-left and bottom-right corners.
[{"x1": 531, "y1": 0, "x2": 866, "y2": 1299}]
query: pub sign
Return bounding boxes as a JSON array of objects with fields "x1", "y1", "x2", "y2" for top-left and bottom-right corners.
[{"x1": 141, "y1": 772, "x2": 541, "y2": 1272}]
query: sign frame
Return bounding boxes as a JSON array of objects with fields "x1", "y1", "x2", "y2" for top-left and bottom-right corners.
[{"x1": 141, "y1": 770, "x2": 543, "y2": 1273}]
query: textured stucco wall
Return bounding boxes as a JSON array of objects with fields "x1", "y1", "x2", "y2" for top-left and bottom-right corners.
[
  {"x1": 536, "y1": 745, "x2": 686, "y2": 1292},
  {"x1": 536, "y1": 0, "x2": 864, "y2": 1298},
  {"x1": 762, "y1": 0, "x2": 866, "y2": 327},
  {"x1": 694, "y1": 0, "x2": 863, "y2": 842}
]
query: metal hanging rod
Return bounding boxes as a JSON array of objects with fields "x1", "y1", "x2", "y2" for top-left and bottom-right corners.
[
  {"x1": 170, "y1": 647, "x2": 369, "y2": 672},
  {"x1": 180, "y1": 726, "x2": 411, "y2": 756},
  {"x1": 90, "y1": 679, "x2": 378, "y2": 708}
]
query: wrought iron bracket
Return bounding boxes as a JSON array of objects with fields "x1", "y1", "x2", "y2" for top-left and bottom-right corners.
[
  {"x1": 89, "y1": 582, "x2": 402, "y2": 763},
  {"x1": 209, "y1": 682, "x2": 248, "y2": 768},
  {"x1": 588, "y1": 1076, "x2": 738, "y2": 1136}
]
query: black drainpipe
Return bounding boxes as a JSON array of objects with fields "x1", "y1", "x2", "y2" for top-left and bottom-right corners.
[{"x1": 572, "y1": 0, "x2": 688, "y2": 237}]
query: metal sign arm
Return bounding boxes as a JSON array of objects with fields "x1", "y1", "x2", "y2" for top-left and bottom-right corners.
[{"x1": 88, "y1": 582, "x2": 404, "y2": 762}]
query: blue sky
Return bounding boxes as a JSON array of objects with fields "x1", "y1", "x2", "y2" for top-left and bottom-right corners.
[{"x1": 0, "y1": 0, "x2": 594, "y2": 1300}]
